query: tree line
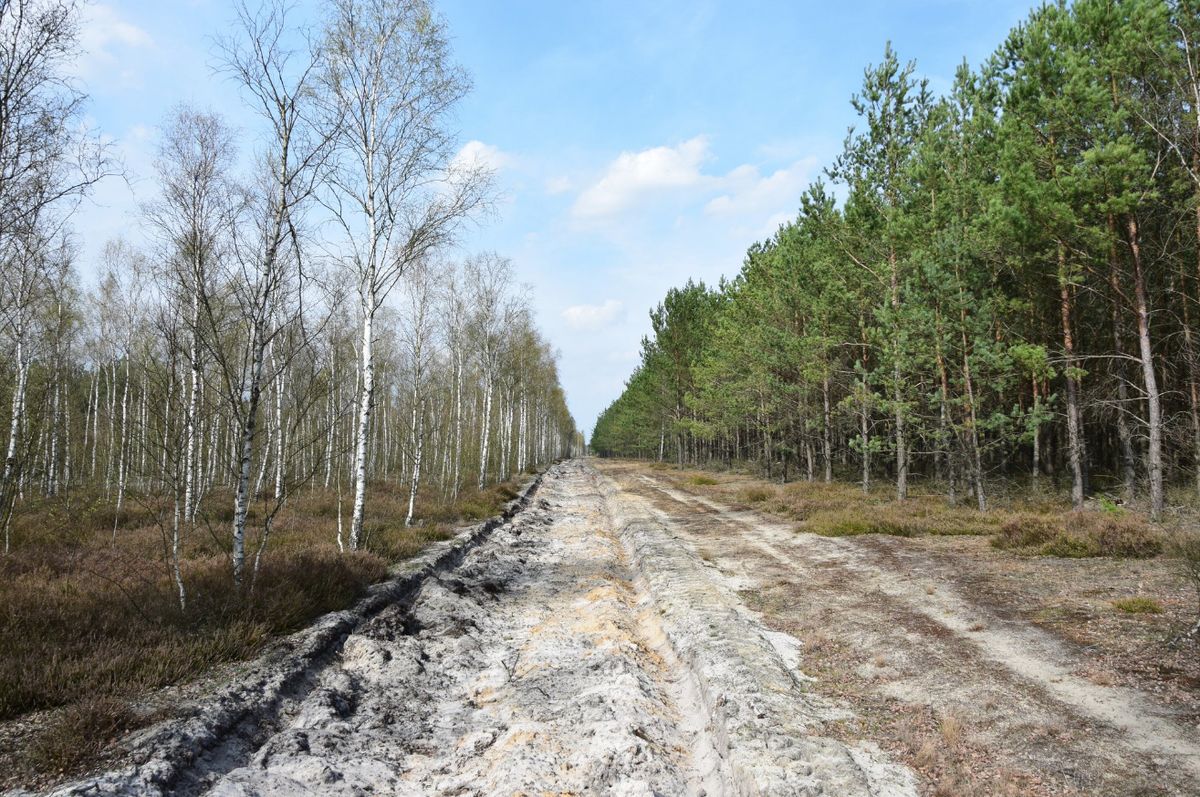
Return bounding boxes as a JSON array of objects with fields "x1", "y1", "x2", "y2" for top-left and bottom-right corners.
[
  {"x1": 592, "y1": 0, "x2": 1200, "y2": 521},
  {"x1": 0, "y1": 0, "x2": 577, "y2": 601}
]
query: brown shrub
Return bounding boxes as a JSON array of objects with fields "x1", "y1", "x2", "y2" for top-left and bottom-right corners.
[
  {"x1": 737, "y1": 486, "x2": 775, "y2": 504},
  {"x1": 0, "y1": 546, "x2": 387, "y2": 721},
  {"x1": 0, "y1": 472, "x2": 537, "y2": 727},
  {"x1": 27, "y1": 697, "x2": 140, "y2": 774},
  {"x1": 992, "y1": 510, "x2": 1161, "y2": 558},
  {"x1": 806, "y1": 503, "x2": 997, "y2": 538},
  {"x1": 361, "y1": 523, "x2": 454, "y2": 561},
  {"x1": 994, "y1": 515, "x2": 1059, "y2": 549}
]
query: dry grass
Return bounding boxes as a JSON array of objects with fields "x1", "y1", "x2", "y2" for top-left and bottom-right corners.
[
  {"x1": 718, "y1": 478, "x2": 1002, "y2": 538},
  {"x1": 806, "y1": 502, "x2": 1001, "y2": 538},
  {"x1": 939, "y1": 712, "x2": 963, "y2": 747},
  {"x1": 0, "y1": 477, "x2": 523, "y2": 778},
  {"x1": 25, "y1": 698, "x2": 140, "y2": 775},
  {"x1": 737, "y1": 485, "x2": 775, "y2": 504},
  {"x1": 993, "y1": 511, "x2": 1162, "y2": 558},
  {"x1": 1111, "y1": 596, "x2": 1163, "y2": 614},
  {"x1": 661, "y1": 466, "x2": 1166, "y2": 559},
  {"x1": 727, "y1": 479, "x2": 1000, "y2": 538}
]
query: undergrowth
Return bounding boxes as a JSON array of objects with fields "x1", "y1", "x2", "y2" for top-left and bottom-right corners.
[
  {"x1": 666, "y1": 465, "x2": 1165, "y2": 556},
  {"x1": 992, "y1": 511, "x2": 1162, "y2": 558},
  {"x1": 0, "y1": 477, "x2": 524, "y2": 780}
]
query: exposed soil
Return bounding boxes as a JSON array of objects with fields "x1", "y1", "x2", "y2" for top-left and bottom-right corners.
[
  {"x1": 599, "y1": 461, "x2": 1200, "y2": 796},
  {"x1": 18, "y1": 459, "x2": 1197, "y2": 795},
  {"x1": 23, "y1": 460, "x2": 917, "y2": 796}
]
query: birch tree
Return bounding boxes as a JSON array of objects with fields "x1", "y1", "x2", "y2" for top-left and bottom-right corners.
[
  {"x1": 213, "y1": 0, "x2": 331, "y2": 585},
  {"x1": 466, "y1": 253, "x2": 516, "y2": 489},
  {"x1": 144, "y1": 107, "x2": 236, "y2": 527},
  {"x1": 397, "y1": 258, "x2": 439, "y2": 526},
  {"x1": 319, "y1": 0, "x2": 490, "y2": 549}
]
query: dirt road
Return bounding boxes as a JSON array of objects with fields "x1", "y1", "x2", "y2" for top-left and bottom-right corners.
[
  {"x1": 41, "y1": 458, "x2": 1200, "y2": 796},
  {"x1": 198, "y1": 459, "x2": 914, "y2": 795},
  {"x1": 599, "y1": 461, "x2": 1200, "y2": 797},
  {"x1": 44, "y1": 460, "x2": 914, "y2": 796}
]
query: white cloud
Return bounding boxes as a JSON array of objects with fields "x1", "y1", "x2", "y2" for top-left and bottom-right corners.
[
  {"x1": 572, "y1": 136, "x2": 712, "y2": 218},
  {"x1": 76, "y1": 4, "x2": 154, "y2": 86},
  {"x1": 703, "y1": 157, "x2": 818, "y2": 218},
  {"x1": 570, "y1": 137, "x2": 817, "y2": 235},
  {"x1": 452, "y1": 140, "x2": 512, "y2": 173},
  {"x1": 562, "y1": 299, "x2": 625, "y2": 330},
  {"x1": 457, "y1": 137, "x2": 825, "y2": 435}
]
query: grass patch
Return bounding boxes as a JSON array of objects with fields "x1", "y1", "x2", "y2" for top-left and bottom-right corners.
[
  {"x1": 737, "y1": 486, "x2": 775, "y2": 504},
  {"x1": 806, "y1": 503, "x2": 998, "y2": 538},
  {"x1": 809, "y1": 509, "x2": 894, "y2": 537},
  {"x1": 687, "y1": 474, "x2": 719, "y2": 486},
  {"x1": 993, "y1": 511, "x2": 1162, "y2": 558},
  {"x1": 1112, "y1": 596, "x2": 1163, "y2": 614}
]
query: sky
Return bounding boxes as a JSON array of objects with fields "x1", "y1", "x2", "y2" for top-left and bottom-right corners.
[{"x1": 70, "y1": 0, "x2": 1037, "y2": 438}]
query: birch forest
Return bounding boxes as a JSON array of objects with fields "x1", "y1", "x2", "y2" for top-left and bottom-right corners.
[
  {"x1": 593, "y1": 0, "x2": 1200, "y2": 522},
  {"x1": 0, "y1": 0, "x2": 574, "y2": 627}
]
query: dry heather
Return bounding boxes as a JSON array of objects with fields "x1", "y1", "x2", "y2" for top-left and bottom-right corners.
[
  {"x1": 0, "y1": 478, "x2": 523, "y2": 784},
  {"x1": 666, "y1": 466, "x2": 1168, "y2": 558},
  {"x1": 992, "y1": 511, "x2": 1162, "y2": 558}
]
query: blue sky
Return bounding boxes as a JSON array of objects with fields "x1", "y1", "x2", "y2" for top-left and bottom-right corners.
[{"x1": 72, "y1": 0, "x2": 1036, "y2": 437}]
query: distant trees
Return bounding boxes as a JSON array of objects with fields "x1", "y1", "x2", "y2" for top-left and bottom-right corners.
[
  {"x1": 320, "y1": 0, "x2": 491, "y2": 550},
  {"x1": 593, "y1": 0, "x2": 1200, "y2": 521},
  {"x1": 0, "y1": 0, "x2": 113, "y2": 549},
  {"x1": 0, "y1": 0, "x2": 576, "y2": 602}
]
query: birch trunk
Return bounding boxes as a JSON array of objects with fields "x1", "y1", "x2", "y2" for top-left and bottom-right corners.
[
  {"x1": 478, "y1": 377, "x2": 493, "y2": 489},
  {"x1": 231, "y1": 325, "x2": 266, "y2": 586},
  {"x1": 183, "y1": 279, "x2": 202, "y2": 521},
  {"x1": 112, "y1": 356, "x2": 131, "y2": 540},
  {"x1": 272, "y1": 347, "x2": 284, "y2": 500},
  {"x1": 349, "y1": 300, "x2": 375, "y2": 549},
  {"x1": 2, "y1": 335, "x2": 28, "y2": 553},
  {"x1": 405, "y1": 391, "x2": 423, "y2": 527}
]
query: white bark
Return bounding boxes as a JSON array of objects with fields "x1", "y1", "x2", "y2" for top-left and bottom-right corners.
[
  {"x1": 183, "y1": 279, "x2": 201, "y2": 521},
  {"x1": 349, "y1": 303, "x2": 375, "y2": 549},
  {"x1": 2, "y1": 335, "x2": 28, "y2": 552},
  {"x1": 112, "y1": 356, "x2": 131, "y2": 539}
]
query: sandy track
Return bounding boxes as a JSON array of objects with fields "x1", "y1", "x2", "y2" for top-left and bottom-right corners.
[
  {"x1": 603, "y1": 462, "x2": 1200, "y2": 796},
  {"x1": 203, "y1": 459, "x2": 913, "y2": 796},
  {"x1": 38, "y1": 459, "x2": 917, "y2": 796}
]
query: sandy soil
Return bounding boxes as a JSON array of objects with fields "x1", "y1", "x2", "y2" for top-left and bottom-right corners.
[
  {"x1": 597, "y1": 461, "x2": 1200, "y2": 797},
  {"x1": 32, "y1": 460, "x2": 916, "y2": 796}
]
